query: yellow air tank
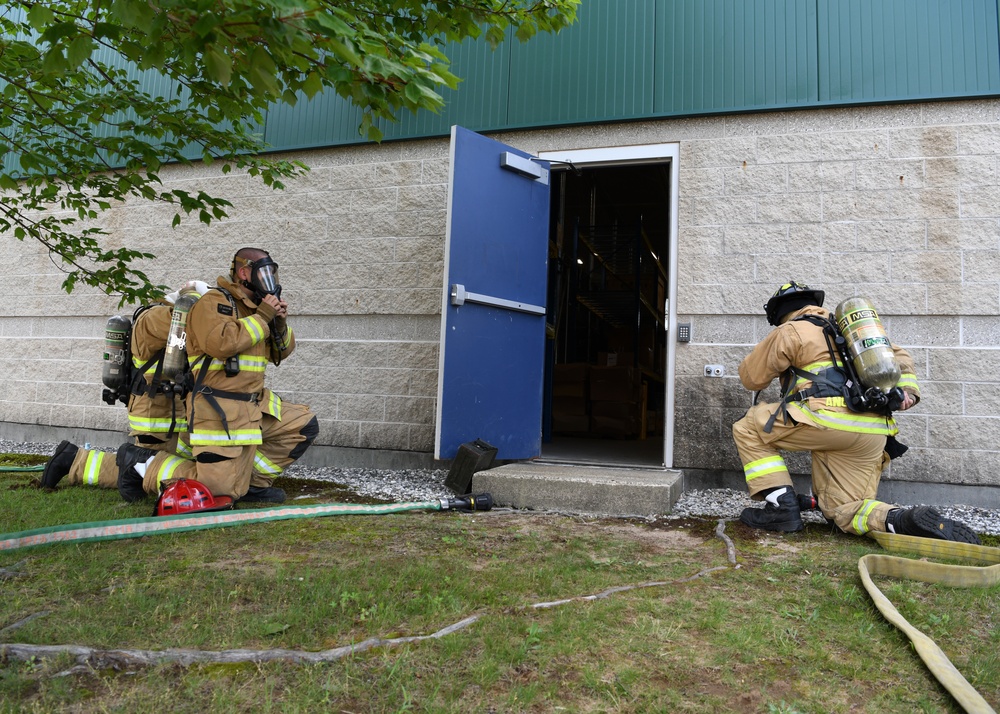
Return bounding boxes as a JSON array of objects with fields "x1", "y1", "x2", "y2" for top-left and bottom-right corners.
[
  {"x1": 162, "y1": 290, "x2": 200, "y2": 379},
  {"x1": 834, "y1": 297, "x2": 901, "y2": 393}
]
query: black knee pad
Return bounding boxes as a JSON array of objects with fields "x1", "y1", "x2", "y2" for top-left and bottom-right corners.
[{"x1": 289, "y1": 416, "x2": 319, "y2": 460}]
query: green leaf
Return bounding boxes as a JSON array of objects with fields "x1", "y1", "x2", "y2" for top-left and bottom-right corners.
[
  {"x1": 204, "y1": 46, "x2": 232, "y2": 86},
  {"x1": 26, "y1": 5, "x2": 55, "y2": 30},
  {"x1": 67, "y1": 36, "x2": 96, "y2": 68}
]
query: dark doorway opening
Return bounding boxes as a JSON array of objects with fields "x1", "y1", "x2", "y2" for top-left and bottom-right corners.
[{"x1": 541, "y1": 162, "x2": 672, "y2": 467}]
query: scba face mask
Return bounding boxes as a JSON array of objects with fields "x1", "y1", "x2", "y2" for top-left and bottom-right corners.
[{"x1": 236, "y1": 255, "x2": 281, "y2": 304}]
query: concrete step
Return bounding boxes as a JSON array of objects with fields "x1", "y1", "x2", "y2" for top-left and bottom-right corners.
[{"x1": 471, "y1": 462, "x2": 683, "y2": 516}]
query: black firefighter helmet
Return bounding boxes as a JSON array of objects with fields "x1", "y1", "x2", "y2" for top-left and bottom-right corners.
[{"x1": 764, "y1": 281, "x2": 825, "y2": 326}]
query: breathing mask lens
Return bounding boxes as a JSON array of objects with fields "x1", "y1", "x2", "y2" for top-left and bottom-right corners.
[{"x1": 247, "y1": 258, "x2": 281, "y2": 302}]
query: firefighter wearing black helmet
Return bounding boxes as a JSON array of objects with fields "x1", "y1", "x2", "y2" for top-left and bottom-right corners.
[{"x1": 732, "y1": 281, "x2": 980, "y2": 544}]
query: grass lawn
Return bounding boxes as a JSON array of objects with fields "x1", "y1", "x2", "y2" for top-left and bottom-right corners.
[{"x1": 1, "y1": 454, "x2": 998, "y2": 713}]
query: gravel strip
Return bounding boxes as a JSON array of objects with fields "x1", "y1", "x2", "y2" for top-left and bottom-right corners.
[{"x1": 6, "y1": 440, "x2": 1000, "y2": 536}]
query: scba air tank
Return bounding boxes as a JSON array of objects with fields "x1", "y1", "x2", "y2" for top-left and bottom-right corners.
[
  {"x1": 162, "y1": 291, "x2": 200, "y2": 379},
  {"x1": 834, "y1": 297, "x2": 901, "y2": 393},
  {"x1": 102, "y1": 315, "x2": 132, "y2": 390}
]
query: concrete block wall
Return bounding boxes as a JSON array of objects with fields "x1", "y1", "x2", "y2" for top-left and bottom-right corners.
[
  {"x1": 658, "y1": 99, "x2": 1000, "y2": 490},
  {"x1": 0, "y1": 138, "x2": 453, "y2": 457},
  {"x1": 2, "y1": 98, "x2": 1000, "y2": 495}
]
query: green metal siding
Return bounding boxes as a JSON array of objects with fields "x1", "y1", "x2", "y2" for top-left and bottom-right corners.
[
  {"x1": 268, "y1": 0, "x2": 1000, "y2": 149},
  {"x1": 506, "y1": 0, "x2": 656, "y2": 125},
  {"x1": 263, "y1": 91, "x2": 367, "y2": 151},
  {"x1": 654, "y1": 0, "x2": 819, "y2": 113},
  {"x1": 817, "y1": 0, "x2": 1000, "y2": 102},
  {"x1": 7, "y1": 0, "x2": 1000, "y2": 161},
  {"x1": 380, "y1": 35, "x2": 513, "y2": 139}
]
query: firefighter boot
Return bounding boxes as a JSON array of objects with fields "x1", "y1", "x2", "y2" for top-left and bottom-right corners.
[
  {"x1": 886, "y1": 506, "x2": 981, "y2": 545},
  {"x1": 740, "y1": 487, "x2": 804, "y2": 533},
  {"x1": 41, "y1": 440, "x2": 79, "y2": 489},
  {"x1": 116, "y1": 443, "x2": 159, "y2": 503},
  {"x1": 237, "y1": 486, "x2": 287, "y2": 504}
]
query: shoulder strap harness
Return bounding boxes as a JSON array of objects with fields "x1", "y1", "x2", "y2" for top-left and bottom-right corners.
[
  {"x1": 763, "y1": 314, "x2": 859, "y2": 433},
  {"x1": 188, "y1": 287, "x2": 260, "y2": 440}
]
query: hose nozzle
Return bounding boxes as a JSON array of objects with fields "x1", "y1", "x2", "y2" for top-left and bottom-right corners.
[{"x1": 443, "y1": 493, "x2": 494, "y2": 511}]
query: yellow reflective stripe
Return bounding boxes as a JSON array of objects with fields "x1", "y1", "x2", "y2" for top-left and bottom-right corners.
[
  {"x1": 897, "y1": 373, "x2": 918, "y2": 390},
  {"x1": 189, "y1": 429, "x2": 262, "y2": 446},
  {"x1": 744, "y1": 455, "x2": 787, "y2": 482},
  {"x1": 793, "y1": 361, "x2": 836, "y2": 388},
  {"x1": 187, "y1": 355, "x2": 267, "y2": 373},
  {"x1": 240, "y1": 315, "x2": 267, "y2": 345},
  {"x1": 128, "y1": 415, "x2": 188, "y2": 432},
  {"x1": 155, "y1": 454, "x2": 189, "y2": 488},
  {"x1": 794, "y1": 408, "x2": 898, "y2": 435},
  {"x1": 176, "y1": 439, "x2": 193, "y2": 459},
  {"x1": 254, "y1": 450, "x2": 283, "y2": 476},
  {"x1": 264, "y1": 391, "x2": 282, "y2": 419},
  {"x1": 852, "y1": 499, "x2": 883, "y2": 535},
  {"x1": 82, "y1": 451, "x2": 105, "y2": 486}
]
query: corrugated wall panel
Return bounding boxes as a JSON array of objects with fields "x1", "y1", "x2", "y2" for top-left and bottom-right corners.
[
  {"x1": 379, "y1": 35, "x2": 511, "y2": 139},
  {"x1": 7, "y1": 0, "x2": 1000, "y2": 160},
  {"x1": 818, "y1": 0, "x2": 1000, "y2": 101},
  {"x1": 263, "y1": 92, "x2": 368, "y2": 151},
  {"x1": 654, "y1": 0, "x2": 818, "y2": 114},
  {"x1": 506, "y1": 0, "x2": 656, "y2": 126}
]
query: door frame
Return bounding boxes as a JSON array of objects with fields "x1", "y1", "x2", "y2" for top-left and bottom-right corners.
[{"x1": 538, "y1": 142, "x2": 680, "y2": 468}]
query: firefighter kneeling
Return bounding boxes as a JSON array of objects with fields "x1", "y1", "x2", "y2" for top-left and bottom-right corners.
[
  {"x1": 115, "y1": 247, "x2": 319, "y2": 507},
  {"x1": 733, "y1": 281, "x2": 980, "y2": 544}
]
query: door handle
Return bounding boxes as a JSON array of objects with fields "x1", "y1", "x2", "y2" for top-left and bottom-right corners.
[{"x1": 450, "y1": 284, "x2": 545, "y2": 316}]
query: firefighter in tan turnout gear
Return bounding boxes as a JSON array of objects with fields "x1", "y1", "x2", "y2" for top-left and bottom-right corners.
[
  {"x1": 733, "y1": 281, "x2": 980, "y2": 544},
  {"x1": 115, "y1": 247, "x2": 319, "y2": 503},
  {"x1": 39, "y1": 281, "x2": 210, "y2": 490}
]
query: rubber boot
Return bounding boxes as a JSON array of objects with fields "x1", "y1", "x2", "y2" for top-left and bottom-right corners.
[
  {"x1": 116, "y1": 443, "x2": 159, "y2": 503},
  {"x1": 740, "y1": 487, "x2": 804, "y2": 533},
  {"x1": 886, "y1": 506, "x2": 981, "y2": 545},
  {"x1": 236, "y1": 485, "x2": 286, "y2": 504},
  {"x1": 41, "y1": 440, "x2": 79, "y2": 489}
]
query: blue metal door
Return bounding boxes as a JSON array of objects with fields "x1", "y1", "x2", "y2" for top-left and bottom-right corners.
[{"x1": 434, "y1": 126, "x2": 551, "y2": 460}]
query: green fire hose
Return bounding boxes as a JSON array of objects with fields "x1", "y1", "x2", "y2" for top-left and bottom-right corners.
[
  {"x1": 0, "y1": 491, "x2": 493, "y2": 553},
  {"x1": 2, "y1": 461, "x2": 997, "y2": 710}
]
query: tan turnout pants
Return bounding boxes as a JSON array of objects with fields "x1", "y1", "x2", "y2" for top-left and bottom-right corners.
[
  {"x1": 139, "y1": 400, "x2": 316, "y2": 499},
  {"x1": 732, "y1": 403, "x2": 894, "y2": 535},
  {"x1": 64, "y1": 434, "x2": 183, "y2": 489}
]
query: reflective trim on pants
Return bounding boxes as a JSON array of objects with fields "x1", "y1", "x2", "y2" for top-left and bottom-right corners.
[{"x1": 82, "y1": 451, "x2": 105, "y2": 486}]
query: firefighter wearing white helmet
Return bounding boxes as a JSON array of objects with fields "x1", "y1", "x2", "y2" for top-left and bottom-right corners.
[
  {"x1": 732, "y1": 281, "x2": 980, "y2": 544},
  {"x1": 40, "y1": 280, "x2": 211, "y2": 491}
]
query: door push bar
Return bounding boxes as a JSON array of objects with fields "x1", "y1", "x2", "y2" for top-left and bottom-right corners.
[{"x1": 450, "y1": 284, "x2": 546, "y2": 316}]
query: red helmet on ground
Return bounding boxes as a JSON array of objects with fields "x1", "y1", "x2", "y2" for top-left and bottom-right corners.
[{"x1": 154, "y1": 478, "x2": 234, "y2": 517}]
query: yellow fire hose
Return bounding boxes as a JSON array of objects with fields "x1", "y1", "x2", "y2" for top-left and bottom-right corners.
[
  {"x1": 3, "y1": 459, "x2": 997, "y2": 709},
  {"x1": 863, "y1": 532, "x2": 1000, "y2": 714}
]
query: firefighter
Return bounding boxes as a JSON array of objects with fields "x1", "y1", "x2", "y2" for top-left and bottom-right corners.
[
  {"x1": 115, "y1": 247, "x2": 319, "y2": 503},
  {"x1": 39, "y1": 281, "x2": 210, "y2": 490},
  {"x1": 732, "y1": 281, "x2": 980, "y2": 544}
]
